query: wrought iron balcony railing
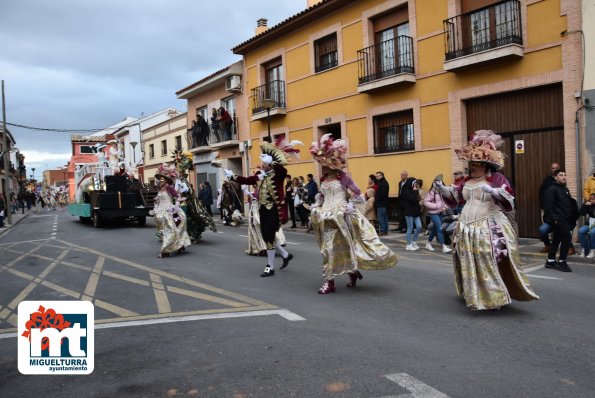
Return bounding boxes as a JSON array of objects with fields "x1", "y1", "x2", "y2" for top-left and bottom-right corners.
[
  {"x1": 187, "y1": 115, "x2": 239, "y2": 149},
  {"x1": 251, "y1": 80, "x2": 286, "y2": 114},
  {"x1": 357, "y1": 36, "x2": 414, "y2": 85},
  {"x1": 444, "y1": 0, "x2": 522, "y2": 61}
]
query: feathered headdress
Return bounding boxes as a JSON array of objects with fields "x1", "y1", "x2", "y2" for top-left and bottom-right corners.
[
  {"x1": 309, "y1": 133, "x2": 348, "y2": 170},
  {"x1": 455, "y1": 130, "x2": 505, "y2": 170},
  {"x1": 260, "y1": 135, "x2": 303, "y2": 165},
  {"x1": 155, "y1": 163, "x2": 178, "y2": 183}
]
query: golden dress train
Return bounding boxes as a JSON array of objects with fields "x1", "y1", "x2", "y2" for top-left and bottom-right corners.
[{"x1": 310, "y1": 180, "x2": 397, "y2": 280}]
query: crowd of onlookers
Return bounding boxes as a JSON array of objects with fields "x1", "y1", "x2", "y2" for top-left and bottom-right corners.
[
  {"x1": 0, "y1": 188, "x2": 70, "y2": 227},
  {"x1": 191, "y1": 162, "x2": 595, "y2": 260},
  {"x1": 189, "y1": 107, "x2": 234, "y2": 148}
]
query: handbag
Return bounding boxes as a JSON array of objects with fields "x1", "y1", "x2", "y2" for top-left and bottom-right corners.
[{"x1": 294, "y1": 193, "x2": 302, "y2": 207}]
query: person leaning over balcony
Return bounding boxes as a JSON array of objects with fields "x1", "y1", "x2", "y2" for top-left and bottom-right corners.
[
  {"x1": 195, "y1": 114, "x2": 210, "y2": 147},
  {"x1": 210, "y1": 108, "x2": 221, "y2": 143},
  {"x1": 218, "y1": 107, "x2": 233, "y2": 141},
  {"x1": 435, "y1": 130, "x2": 539, "y2": 310}
]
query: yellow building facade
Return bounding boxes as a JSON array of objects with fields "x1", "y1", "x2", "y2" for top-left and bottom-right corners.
[{"x1": 233, "y1": 0, "x2": 583, "y2": 238}]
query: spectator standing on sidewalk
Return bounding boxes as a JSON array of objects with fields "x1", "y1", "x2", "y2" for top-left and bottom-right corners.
[
  {"x1": 424, "y1": 177, "x2": 452, "y2": 253},
  {"x1": 402, "y1": 179, "x2": 422, "y2": 251},
  {"x1": 577, "y1": 193, "x2": 595, "y2": 258},
  {"x1": 538, "y1": 162, "x2": 560, "y2": 253},
  {"x1": 584, "y1": 168, "x2": 595, "y2": 201},
  {"x1": 0, "y1": 193, "x2": 6, "y2": 227},
  {"x1": 543, "y1": 169, "x2": 579, "y2": 271},
  {"x1": 375, "y1": 171, "x2": 389, "y2": 236}
]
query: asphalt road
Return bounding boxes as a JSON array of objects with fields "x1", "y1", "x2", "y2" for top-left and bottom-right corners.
[{"x1": 0, "y1": 210, "x2": 594, "y2": 397}]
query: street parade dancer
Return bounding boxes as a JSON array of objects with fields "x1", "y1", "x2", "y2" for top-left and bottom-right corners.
[
  {"x1": 309, "y1": 134, "x2": 397, "y2": 294},
  {"x1": 172, "y1": 150, "x2": 217, "y2": 242},
  {"x1": 435, "y1": 130, "x2": 539, "y2": 310},
  {"x1": 224, "y1": 137, "x2": 301, "y2": 277},
  {"x1": 153, "y1": 163, "x2": 191, "y2": 258},
  {"x1": 243, "y1": 185, "x2": 286, "y2": 256}
]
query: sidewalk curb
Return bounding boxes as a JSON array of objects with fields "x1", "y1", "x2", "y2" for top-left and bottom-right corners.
[{"x1": 0, "y1": 213, "x2": 31, "y2": 238}]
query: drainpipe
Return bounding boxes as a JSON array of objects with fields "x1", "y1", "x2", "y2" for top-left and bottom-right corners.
[{"x1": 576, "y1": 109, "x2": 582, "y2": 201}]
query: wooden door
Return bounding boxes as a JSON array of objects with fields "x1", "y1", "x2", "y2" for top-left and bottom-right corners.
[{"x1": 500, "y1": 130, "x2": 565, "y2": 238}]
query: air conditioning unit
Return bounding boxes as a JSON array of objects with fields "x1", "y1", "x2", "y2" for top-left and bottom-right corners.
[{"x1": 225, "y1": 75, "x2": 242, "y2": 93}]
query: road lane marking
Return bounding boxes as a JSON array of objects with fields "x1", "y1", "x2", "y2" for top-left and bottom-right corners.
[
  {"x1": 82, "y1": 256, "x2": 105, "y2": 301},
  {"x1": 379, "y1": 373, "x2": 450, "y2": 398},
  {"x1": 150, "y1": 273, "x2": 172, "y2": 314},
  {"x1": 1, "y1": 238, "x2": 286, "y2": 334},
  {"x1": 0, "y1": 308, "x2": 305, "y2": 339},
  {"x1": 526, "y1": 274, "x2": 563, "y2": 280}
]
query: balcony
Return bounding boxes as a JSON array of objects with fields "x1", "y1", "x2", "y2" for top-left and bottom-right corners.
[
  {"x1": 250, "y1": 80, "x2": 286, "y2": 121},
  {"x1": 188, "y1": 115, "x2": 240, "y2": 154},
  {"x1": 443, "y1": 0, "x2": 523, "y2": 72},
  {"x1": 357, "y1": 36, "x2": 415, "y2": 93}
]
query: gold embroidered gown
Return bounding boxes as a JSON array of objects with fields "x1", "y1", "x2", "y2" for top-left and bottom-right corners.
[
  {"x1": 310, "y1": 180, "x2": 397, "y2": 280},
  {"x1": 448, "y1": 180, "x2": 538, "y2": 310},
  {"x1": 246, "y1": 198, "x2": 286, "y2": 255},
  {"x1": 154, "y1": 190, "x2": 191, "y2": 254}
]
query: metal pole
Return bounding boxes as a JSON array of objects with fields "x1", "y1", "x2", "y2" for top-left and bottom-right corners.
[
  {"x1": 266, "y1": 108, "x2": 272, "y2": 143},
  {"x1": 2, "y1": 80, "x2": 11, "y2": 224}
]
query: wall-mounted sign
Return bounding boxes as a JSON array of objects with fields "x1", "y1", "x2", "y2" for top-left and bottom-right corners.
[
  {"x1": 325, "y1": 117, "x2": 332, "y2": 124},
  {"x1": 515, "y1": 139, "x2": 525, "y2": 154}
]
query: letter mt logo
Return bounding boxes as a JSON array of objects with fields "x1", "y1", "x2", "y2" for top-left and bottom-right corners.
[{"x1": 18, "y1": 301, "x2": 94, "y2": 375}]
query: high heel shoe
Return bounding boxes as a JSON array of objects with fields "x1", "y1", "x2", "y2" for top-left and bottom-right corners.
[
  {"x1": 157, "y1": 252, "x2": 170, "y2": 258},
  {"x1": 346, "y1": 271, "x2": 363, "y2": 288},
  {"x1": 318, "y1": 280, "x2": 336, "y2": 294},
  {"x1": 177, "y1": 246, "x2": 186, "y2": 254}
]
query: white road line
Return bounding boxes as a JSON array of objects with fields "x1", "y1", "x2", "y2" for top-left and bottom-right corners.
[
  {"x1": 377, "y1": 373, "x2": 450, "y2": 398},
  {"x1": 524, "y1": 264, "x2": 547, "y2": 273},
  {"x1": 527, "y1": 274, "x2": 563, "y2": 280},
  {"x1": 0, "y1": 309, "x2": 305, "y2": 340}
]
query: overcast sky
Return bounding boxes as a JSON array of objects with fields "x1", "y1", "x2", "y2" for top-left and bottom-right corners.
[{"x1": 0, "y1": 0, "x2": 306, "y2": 175}]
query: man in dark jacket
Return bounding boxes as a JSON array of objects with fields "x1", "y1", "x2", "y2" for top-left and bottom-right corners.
[
  {"x1": 375, "y1": 171, "x2": 389, "y2": 236},
  {"x1": 305, "y1": 174, "x2": 318, "y2": 204},
  {"x1": 543, "y1": 169, "x2": 576, "y2": 272},
  {"x1": 537, "y1": 162, "x2": 560, "y2": 251},
  {"x1": 198, "y1": 181, "x2": 214, "y2": 216}
]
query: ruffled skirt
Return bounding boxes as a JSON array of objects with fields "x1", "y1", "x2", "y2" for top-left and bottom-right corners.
[
  {"x1": 311, "y1": 207, "x2": 397, "y2": 280},
  {"x1": 453, "y1": 213, "x2": 539, "y2": 310}
]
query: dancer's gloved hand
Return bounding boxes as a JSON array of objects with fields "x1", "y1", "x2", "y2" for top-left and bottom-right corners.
[
  {"x1": 223, "y1": 169, "x2": 233, "y2": 178},
  {"x1": 345, "y1": 202, "x2": 355, "y2": 214},
  {"x1": 481, "y1": 184, "x2": 497, "y2": 195}
]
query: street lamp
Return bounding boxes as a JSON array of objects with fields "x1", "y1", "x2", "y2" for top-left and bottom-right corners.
[
  {"x1": 31, "y1": 167, "x2": 35, "y2": 182},
  {"x1": 261, "y1": 98, "x2": 276, "y2": 143},
  {"x1": 130, "y1": 141, "x2": 138, "y2": 164}
]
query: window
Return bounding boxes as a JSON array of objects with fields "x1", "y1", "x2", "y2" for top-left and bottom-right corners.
[
  {"x1": 196, "y1": 106, "x2": 208, "y2": 121},
  {"x1": 175, "y1": 135, "x2": 182, "y2": 151},
  {"x1": 374, "y1": 110, "x2": 414, "y2": 154},
  {"x1": 149, "y1": 144, "x2": 154, "y2": 159},
  {"x1": 79, "y1": 145, "x2": 95, "y2": 154},
  {"x1": 161, "y1": 140, "x2": 167, "y2": 156},
  {"x1": 265, "y1": 58, "x2": 284, "y2": 105},
  {"x1": 314, "y1": 33, "x2": 338, "y2": 72}
]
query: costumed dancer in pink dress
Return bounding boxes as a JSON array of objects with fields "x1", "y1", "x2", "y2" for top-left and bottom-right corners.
[
  {"x1": 309, "y1": 134, "x2": 397, "y2": 294},
  {"x1": 435, "y1": 130, "x2": 538, "y2": 310}
]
